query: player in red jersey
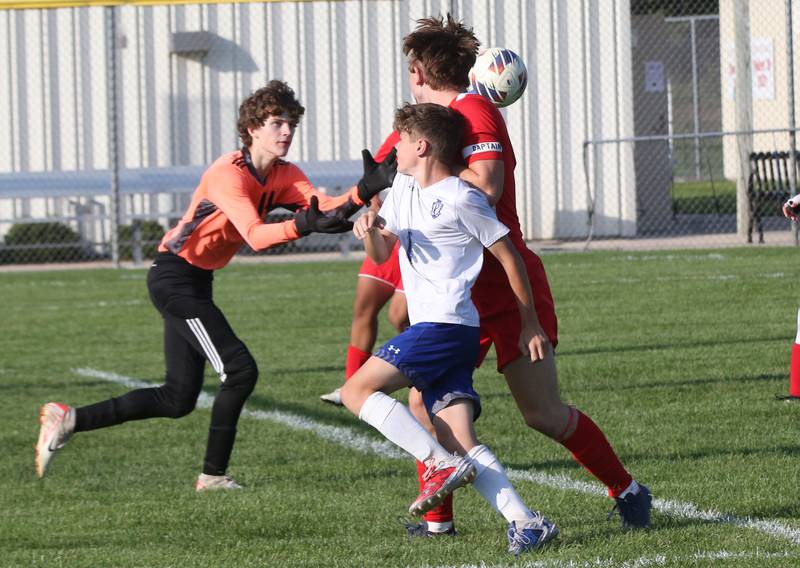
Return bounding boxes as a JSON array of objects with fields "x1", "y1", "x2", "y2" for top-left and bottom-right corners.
[
  {"x1": 34, "y1": 80, "x2": 396, "y2": 489},
  {"x1": 396, "y1": 15, "x2": 652, "y2": 534}
]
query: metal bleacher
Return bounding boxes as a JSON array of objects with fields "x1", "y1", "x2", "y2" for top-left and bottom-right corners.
[
  {"x1": 0, "y1": 160, "x2": 363, "y2": 200},
  {"x1": 0, "y1": 159, "x2": 364, "y2": 261}
]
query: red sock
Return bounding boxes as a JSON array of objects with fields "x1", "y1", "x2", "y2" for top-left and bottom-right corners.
[
  {"x1": 791, "y1": 343, "x2": 800, "y2": 397},
  {"x1": 560, "y1": 409, "x2": 633, "y2": 498},
  {"x1": 416, "y1": 460, "x2": 453, "y2": 523},
  {"x1": 345, "y1": 345, "x2": 372, "y2": 380}
]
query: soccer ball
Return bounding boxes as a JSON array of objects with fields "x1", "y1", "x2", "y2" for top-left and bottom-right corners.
[{"x1": 467, "y1": 48, "x2": 528, "y2": 108}]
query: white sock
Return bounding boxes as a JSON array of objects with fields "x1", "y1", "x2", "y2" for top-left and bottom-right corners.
[
  {"x1": 617, "y1": 479, "x2": 640, "y2": 499},
  {"x1": 359, "y1": 392, "x2": 450, "y2": 463},
  {"x1": 467, "y1": 444, "x2": 535, "y2": 523},
  {"x1": 425, "y1": 520, "x2": 453, "y2": 533}
]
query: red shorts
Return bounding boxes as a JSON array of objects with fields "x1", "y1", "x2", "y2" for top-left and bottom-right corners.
[
  {"x1": 472, "y1": 246, "x2": 558, "y2": 372},
  {"x1": 357, "y1": 241, "x2": 404, "y2": 292}
]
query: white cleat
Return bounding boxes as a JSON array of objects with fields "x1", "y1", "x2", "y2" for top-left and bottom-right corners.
[
  {"x1": 507, "y1": 516, "x2": 560, "y2": 555},
  {"x1": 319, "y1": 387, "x2": 343, "y2": 406},
  {"x1": 35, "y1": 402, "x2": 75, "y2": 479},
  {"x1": 195, "y1": 473, "x2": 244, "y2": 492}
]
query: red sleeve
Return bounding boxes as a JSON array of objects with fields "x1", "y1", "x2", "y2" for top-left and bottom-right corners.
[
  {"x1": 374, "y1": 131, "x2": 400, "y2": 162},
  {"x1": 455, "y1": 96, "x2": 505, "y2": 164}
]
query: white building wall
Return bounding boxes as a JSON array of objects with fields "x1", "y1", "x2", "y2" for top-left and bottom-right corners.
[
  {"x1": 0, "y1": 0, "x2": 635, "y2": 240},
  {"x1": 720, "y1": 0, "x2": 798, "y2": 179}
]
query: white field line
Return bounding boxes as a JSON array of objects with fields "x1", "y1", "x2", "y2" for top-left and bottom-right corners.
[
  {"x1": 74, "y1": 367, "x2": 800, "y2": 548},
  {"x1": 584, "y1": 272, "x2": 787, "y2": 286},
  {"x1": 506, "y1": 469, "x2": 800, "y2": 547},
  {"x1": 610, "y1": 253, "x2": 727, "y2": 262},
  {"x1": 423, "y1": 549, "x2": 798, "y2": 568},
  {"x1": 8, "y1": 299, "x2": 147, "y2": 313},
  {"x1": 74, "y1": 368, "x2": 405, "y2": 460}
]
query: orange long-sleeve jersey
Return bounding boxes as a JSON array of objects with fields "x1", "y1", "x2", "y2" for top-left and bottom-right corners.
[{"x1": 159, "y1": 149, "x2": 364, "y2": 270}]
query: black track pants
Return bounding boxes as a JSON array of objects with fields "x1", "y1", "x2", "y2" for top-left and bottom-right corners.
[{"x1": 75, "y1": 253, "x2": 259, "y2": 475}]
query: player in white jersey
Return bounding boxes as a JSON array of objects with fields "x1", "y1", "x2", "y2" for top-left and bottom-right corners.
[{"x1": 339, "y1": 103, "x2": 558, "y2": 555}]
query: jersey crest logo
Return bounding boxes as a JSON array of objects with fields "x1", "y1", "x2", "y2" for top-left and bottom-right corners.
[{"x1": 431, "y1": 199, "x2": 444, "y2": 218}]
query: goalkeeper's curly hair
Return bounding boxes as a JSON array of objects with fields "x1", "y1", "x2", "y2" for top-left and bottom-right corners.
[
  {"x1": 237, "y1": 80, "x2": 306, "y2": 148},
  {"x1": 402, "y1": 13, "x2": 480, "y2": 91}
]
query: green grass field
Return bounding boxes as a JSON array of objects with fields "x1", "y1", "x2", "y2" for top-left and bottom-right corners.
[
  {"x1": 671, "y1": 179, "x2": 737, "y2": 215},
  {"x1": 2, "y1": 247, "x2": 800, "y2": 567}
]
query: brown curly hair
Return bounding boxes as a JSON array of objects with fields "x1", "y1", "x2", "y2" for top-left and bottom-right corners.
[
  {"x1": 237, "y1": 80, "x2": 305, "y2": 147},
  {"x1": 402, "y1": 14, "x2": 480, "y2": 91}
]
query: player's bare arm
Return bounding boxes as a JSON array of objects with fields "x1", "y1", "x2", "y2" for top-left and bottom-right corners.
[
  {"x1": 458, "y1": 159, "x2": 505, "y2": 205},
  {"x1": 354, "y1": 210, "x2": 396, "y2": 264},
  {"x1": 486, "y1": 236, "x2": 548, "y2": 362}
]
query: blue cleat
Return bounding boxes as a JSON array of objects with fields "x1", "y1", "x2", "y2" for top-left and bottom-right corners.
[
  {"x1": 610, "y1": 483, "x2": 652, "y2": 529},
  {"x1": 507, "y1": 516, "x2": 559, "y2": 555}
]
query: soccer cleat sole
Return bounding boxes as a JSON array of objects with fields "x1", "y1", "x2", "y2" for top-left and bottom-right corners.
[
  {"x1": 195, "y1": 475, "x2": 244, "y2": 492},
  {"x1": 35, "y1": 404, "x2": 54, "y2": 479},
  {"x1": 35, "y1": 402, "x2": 71, "y2": 479}
]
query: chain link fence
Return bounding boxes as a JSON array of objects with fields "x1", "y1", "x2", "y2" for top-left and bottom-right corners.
[
  {"x1": 586, "y1": 1, "x2": 799, "y2": 248},
  {"x1": 0, "y1": 0, "x2": 798, "y2": 266}
]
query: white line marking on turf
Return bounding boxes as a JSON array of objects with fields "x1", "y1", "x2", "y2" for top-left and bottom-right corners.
[
  {"x1": 9, "y1": 299, "x2": 147, "y2": 312},
  {"x1": 611, "y1": 253, "x2": 726, "y2": 262},
  {"x1": 74, "y1": 367, "x2": 405, "y2": 460},
  {"x1": 507, "y1": 466, "x2": 800, "y2": 547},
  {"x1": 425, "y1": 549, "x2": 798, "y2": 568},
  {"x1": 584, "y1": 273, "x2": 789, "y2": 286},
  {"x1": 74, "y1": 367, "x2": 800, "y2": 547}
]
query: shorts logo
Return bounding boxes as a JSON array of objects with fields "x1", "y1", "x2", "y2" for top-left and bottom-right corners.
[
  {"x1": 387, "y1": 345, "x2": 401, "y2": 354},
  {"x1": 430, "y1": 199, "x2": 444, "y2": 218}
]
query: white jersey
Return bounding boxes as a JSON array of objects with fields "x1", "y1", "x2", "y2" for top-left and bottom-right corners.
[{"x1": 379, "y1": 174, "x2": 509, "y2": 326}]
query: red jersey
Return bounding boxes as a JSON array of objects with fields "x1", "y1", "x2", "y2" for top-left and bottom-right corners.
[
  {"x1": 376, "y1": 93, "x2": 522, "y2": 245},
  {"x1": 374, "y1": 133, "x2": 400, "y2": 163},
  {"x1": 159, "y1": 149, "x2": 362, "y2": 270},
  {"x1": 373, "y1": 93, "x2": 557, "y2": 353},
  {"x1": 449, "y1": 92, "x2": 525, "y2": 247},
  {"x1": 449, "y1": 92, "x2": 558, "y2": 348}
]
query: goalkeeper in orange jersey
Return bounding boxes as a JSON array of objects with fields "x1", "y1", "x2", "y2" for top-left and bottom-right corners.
[{"x1": 35, "y1": 80, "x2": 397, "y2": 490}]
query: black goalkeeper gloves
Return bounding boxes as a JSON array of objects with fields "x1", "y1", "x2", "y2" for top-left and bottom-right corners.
[
  {"x1": 293, "y1": 196, "x2": 354, "y2": 236},
  {"x1": 293, "y1": 148, "x2": 397, "y2": 237},
  {"x1": 357, "y1": 147, "x2": 398, "y2": 204}
]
